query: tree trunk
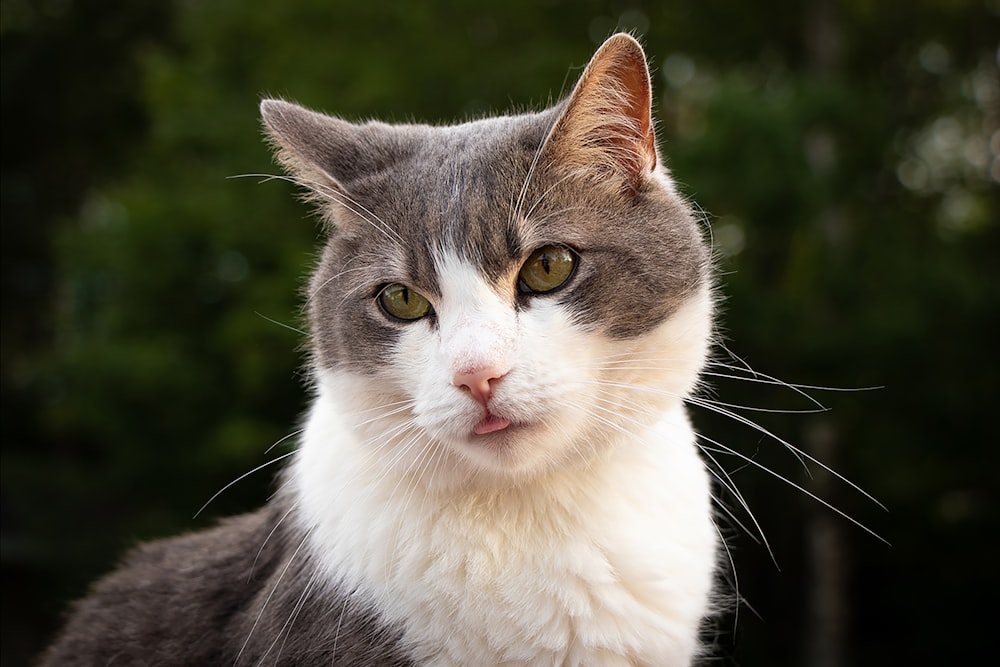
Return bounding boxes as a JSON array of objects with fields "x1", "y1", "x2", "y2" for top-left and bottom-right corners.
[{"x1": 803, "y1": 419, "x2": 849, "y2": 667}]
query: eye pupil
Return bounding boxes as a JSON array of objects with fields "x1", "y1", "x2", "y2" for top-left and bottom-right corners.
[
  {"x1": 518, "y1": 245, "x2": 576, "y2": 295},
  {"x1": 378, "y1": 283, "x2": 431, "y2": 321}
]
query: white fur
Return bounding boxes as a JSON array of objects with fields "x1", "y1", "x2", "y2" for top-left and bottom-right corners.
[
  {"x1": 293, "y1": 254, "x2": 717, "y2": 666},
  {"x1": 434, "y1": 252, "x2": 517, "y2": 382}
]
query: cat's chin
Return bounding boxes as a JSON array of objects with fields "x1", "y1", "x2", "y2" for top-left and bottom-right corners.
[{"x1": 446, "y1": 416, "x2": 600, "y2": 485}]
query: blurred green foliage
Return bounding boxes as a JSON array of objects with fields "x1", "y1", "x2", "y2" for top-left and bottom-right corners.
[{"x1": 2, "y1": 0, "x2": 997, "y2": 665}]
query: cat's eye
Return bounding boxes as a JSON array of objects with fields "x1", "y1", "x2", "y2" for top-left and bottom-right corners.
[
  {"x1": 378, "y1": 283, "x2": 432, "y2": 321},
  {"x1": 518, "y1": 245, "x2": 577, "y2": 294}
]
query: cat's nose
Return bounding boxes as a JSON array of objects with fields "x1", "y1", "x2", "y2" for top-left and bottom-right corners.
[{"x1": 453, "y1": 365, "x2": 508, "y2": 405}]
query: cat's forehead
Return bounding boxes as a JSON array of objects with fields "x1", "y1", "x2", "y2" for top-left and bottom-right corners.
[
  {"x1": 400, "y1": 112, "x2": 555, "y2": 209},
  {"x1": 342, "y1": 111, "x2": 564, "y2": 282}
]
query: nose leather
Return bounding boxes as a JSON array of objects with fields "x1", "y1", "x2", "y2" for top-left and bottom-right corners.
[{"x1": 453, "y1": 365, "x2": 507, "y2": 405}]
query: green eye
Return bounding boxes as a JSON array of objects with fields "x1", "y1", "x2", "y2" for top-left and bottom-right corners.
[
  {"x1": 378, "y1": 283, "x2": 432, "y2": 321},
  {"x1": 518, "y1": 245, "x2": 577, "y2": 294}
]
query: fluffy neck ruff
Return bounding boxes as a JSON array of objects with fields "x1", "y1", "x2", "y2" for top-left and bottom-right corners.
[{"x1": 291, "y1": 374, "x2": 718, "y2": 666}]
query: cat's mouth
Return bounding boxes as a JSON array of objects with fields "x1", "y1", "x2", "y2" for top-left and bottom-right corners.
[{"x1": 473, "y1": 411, "x2": 511, "y2": 435}]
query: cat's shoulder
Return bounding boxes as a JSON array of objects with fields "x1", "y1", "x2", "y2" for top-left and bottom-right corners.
[
  {"x1": 38, "y1": 507, "x2": 280, "y2": 665},
  {"x1": 120, "y1": 504, "x2": 281, "y2": 571},
  {"x1": 40, "y1": 502, "x2": 414, "y2": 666}
]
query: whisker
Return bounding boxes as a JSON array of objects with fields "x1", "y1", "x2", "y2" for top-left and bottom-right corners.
[
  {"x1": 580, "y1": 366, "x2": 828, "y2": 414},
  {"x1": 235, "y1": 528, "x2": 313, "y2": 666},
  {"x1": 578, "y1": 372, "x2": 887, "y2": 556},
  {"x1": 195, "y1": 448, "x2": 298, "y2": 519},
  {"x1": 264, "y1": 569, "x2": 321, "y2": 666},
  {"x1": 231, "y1": 172, "x2": 404, "y2": 245},
  {"x1": 250, "y1": 502, "x2": 298, "y2": 581},
  {"x1": 696, "y1": 431, "x2": 889, "y2": 545},
  {"x1": 711, "y1": 518, "x2": 743, "y2": 633},
  {"x1": 265, "y1": 428, "x2": 305, "y2": 455},
  {"x1": 584, "y1": 389, "x2": 770, "y2": 555},
  {"x1": 330, "y1": 591, "x2": 352, "y2": 663},
  {"x1": 698, "y1": 448, "x2": 770, "y2": 556},
  {"x1": 306, "y1": 252, "x2": 388, "y2": 305},
  {"x1": 352, "y1": 401, "x2": 416, "y2": 428},
  {"x1": 385, "y1": 432, "x2": 440, "y2": 581},
  {"x1": 565, "y1": 398, "x2": 634, "y2": 437},
  {"x1": 522, "y1": 173, "x2": 584, "y2": 222},
  {"x1": 581, "y1": 376, "x2": 886, "y2": 511},
  {"x1": 511, "y1": 132, "x2": 550, "y2": 226},
  {"x1": 705, "y1": 362, "x2": 882, "y2": 398},
  {"x1": 685, "y1": 395, "x2": 887, "y2": 511},
  {"x1": 253, "y1": 312, "x2": 307, "y2": 337}
]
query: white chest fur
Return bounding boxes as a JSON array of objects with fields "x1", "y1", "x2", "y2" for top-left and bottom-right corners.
[{"x1": 294, "y1": 379, "x2": 718, "y2": 667}]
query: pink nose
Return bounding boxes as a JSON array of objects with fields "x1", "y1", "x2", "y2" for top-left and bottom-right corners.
[{"x1": 453, "y1": 365, "x2": 508, "y2": 405}]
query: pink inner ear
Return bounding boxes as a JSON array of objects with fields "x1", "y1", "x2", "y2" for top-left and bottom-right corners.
[
  {"x1": 605, "y1": 51, "x2": 657, "y2": 177},
  {"x1": 546, "y1": 34, "x2": 659, "y2": 189}
]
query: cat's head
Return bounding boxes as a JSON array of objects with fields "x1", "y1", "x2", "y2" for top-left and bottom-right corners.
[{"x1": 262, "y1": 34, "x2": 713, "y2": 488}]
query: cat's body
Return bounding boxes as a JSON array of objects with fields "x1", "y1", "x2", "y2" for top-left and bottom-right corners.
[{"x1": 42, "y1": 34, "x2": 719, "y2": 666}]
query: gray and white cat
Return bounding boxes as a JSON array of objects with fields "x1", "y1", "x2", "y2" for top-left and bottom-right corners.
[{"x1": 42, "y1": 33, "x2": 718, "y2": 666}]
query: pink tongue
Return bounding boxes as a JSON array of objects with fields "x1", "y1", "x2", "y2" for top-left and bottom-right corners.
[{"x1": 474, "y1": 412, "x2": 510, "y2": 435}]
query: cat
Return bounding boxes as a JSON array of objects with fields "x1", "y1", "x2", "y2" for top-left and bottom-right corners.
[{"x1": 40, "y1": 33, "x2": 719, "y2": 666}]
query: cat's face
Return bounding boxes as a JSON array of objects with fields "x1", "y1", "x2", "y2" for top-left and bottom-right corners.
[{"x1": 263, "y1": 35, "x2": 712, "y2": 487}]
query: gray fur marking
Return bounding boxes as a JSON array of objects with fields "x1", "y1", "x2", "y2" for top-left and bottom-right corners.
[{"x1": 39, "y1": 490, "x2": 412, "y2": 666}]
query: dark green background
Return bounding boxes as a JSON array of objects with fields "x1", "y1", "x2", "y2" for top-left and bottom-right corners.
[{"x1": 3, "y1": 1, "x2": 997, "y2": 664}]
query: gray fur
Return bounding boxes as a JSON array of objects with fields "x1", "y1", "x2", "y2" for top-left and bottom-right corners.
[{"x1": 39, "y1": 490, "x2": 412, "y2": 666}]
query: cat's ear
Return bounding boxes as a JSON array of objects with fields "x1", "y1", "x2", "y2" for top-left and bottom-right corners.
[
  {"x1": 260, "y1": 99, "x2": 406, "y2": 194},
  {"x1": 544, "y1": 33, "x2": 657, "y2": 190}
]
